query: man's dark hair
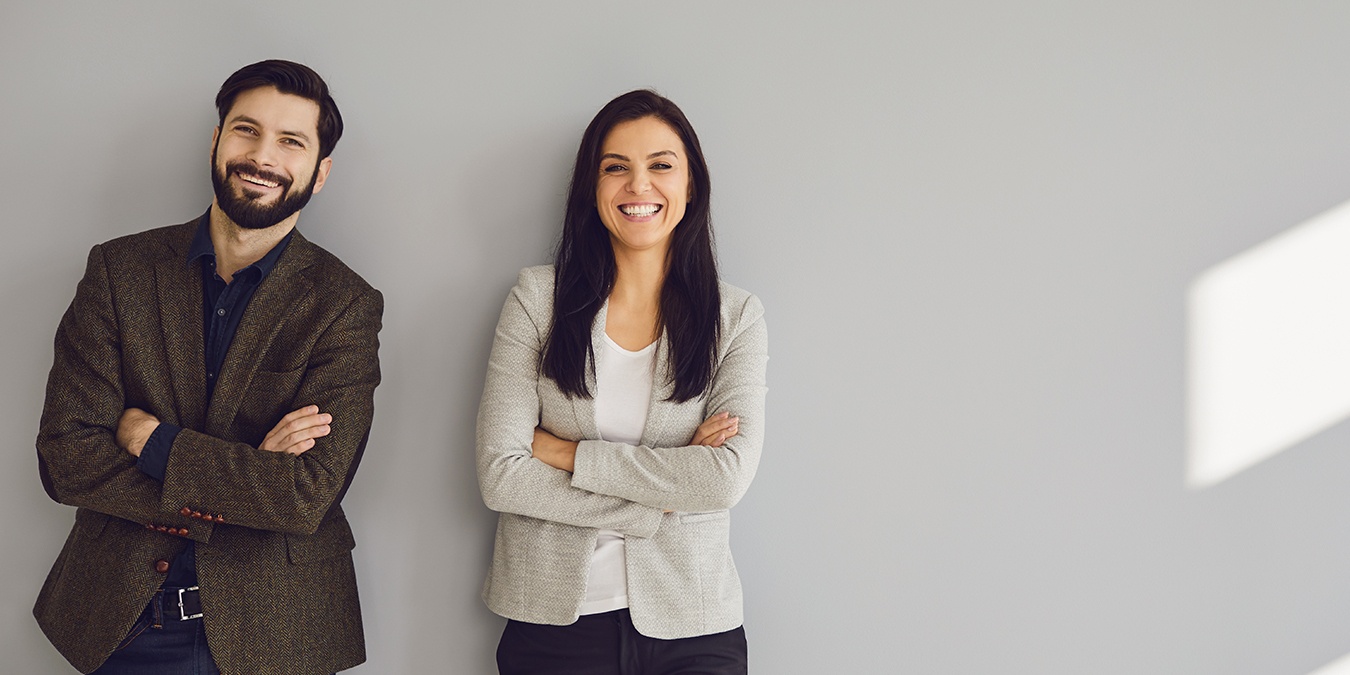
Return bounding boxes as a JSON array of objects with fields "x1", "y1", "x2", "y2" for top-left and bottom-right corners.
[
  {"x1": 543, "y1": 89, "x2": 721, "y2": 403},
  {"x1": 215, "y1": 59, "x2": 343, "y2": 160}
]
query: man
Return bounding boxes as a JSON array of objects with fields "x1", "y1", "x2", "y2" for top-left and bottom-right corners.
[{"x1": 34, "y1": 60, "x2": 381, "y2": 675}]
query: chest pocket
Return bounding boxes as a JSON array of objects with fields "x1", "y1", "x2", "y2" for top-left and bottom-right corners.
[{"x1": 232, "y1": 366, "x2": 307, "y2": 439}]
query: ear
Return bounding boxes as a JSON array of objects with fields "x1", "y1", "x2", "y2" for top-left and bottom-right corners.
[
  {"x1": 210, "y1": 127, "x2": 219, "y2": 158},
  {"x1": 311, "y1": 156, "x2": 333, "y2": 195}
]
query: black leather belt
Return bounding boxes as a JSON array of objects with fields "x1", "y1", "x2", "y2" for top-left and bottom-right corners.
[{"x1": 161, "y1": 585, "x2": 203, "y2": 621}]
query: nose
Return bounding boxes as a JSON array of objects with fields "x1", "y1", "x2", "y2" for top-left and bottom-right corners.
[
  {"x1": 625, "y1": 169, "x2": 650, "y2": 195},
  {"x1": 246, "y1": 137, "x2": 279, "y2": 168}
]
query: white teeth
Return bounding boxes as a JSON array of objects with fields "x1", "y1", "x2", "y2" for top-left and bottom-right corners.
[
  {"x1": 620, "y1": 204, "x2": 660, "y2": 217},
  {"x1": 240, "y1": 173, "x2": 279, "y2": 188}
]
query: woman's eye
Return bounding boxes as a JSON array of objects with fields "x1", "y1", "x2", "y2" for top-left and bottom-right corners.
[
  {"x1": 651, "y1": 162, "x2": 672, "y2": 171},
  {"x1": 602, "y1": 164, "x2": 626, "y2": 174}
]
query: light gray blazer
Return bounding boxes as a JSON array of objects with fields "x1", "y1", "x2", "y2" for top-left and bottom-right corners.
[{"x1": 476, "y1": 265, "x2": 768, "y2": 639}]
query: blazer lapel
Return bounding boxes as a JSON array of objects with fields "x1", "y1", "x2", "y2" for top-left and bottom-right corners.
[
  {"x1": 640, "y1": 329, "x2": 676, "y2": 445},
  {"x1": 569, "y1": 300, "x2": 606, "y2": 440},
  {"x1": 205, "y1": 232, "x2": 315, "y2": 436},
  {"x1": 153, "y1": 222, "x2": 207, "y2": 430}
]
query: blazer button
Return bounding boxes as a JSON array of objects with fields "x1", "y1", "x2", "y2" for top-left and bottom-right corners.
[
  {"x1": 180, "y1": 507, "x2": 192, "y2": 516},
  {"x1": 154, "y1": 559, "x2": 170, "y2": 573}
]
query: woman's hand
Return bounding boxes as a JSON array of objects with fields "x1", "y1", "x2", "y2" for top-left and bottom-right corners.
[
  {"x1": 532, "y1": 427, "x2": 578, "y2": 473},
  {"x1": 691, "y1": 411, "x2": 739, "y2": 447}
]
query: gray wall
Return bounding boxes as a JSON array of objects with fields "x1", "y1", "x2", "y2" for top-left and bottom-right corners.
[{"x1": 5, "y1": 2, "x2": 1350, "y2": 673}]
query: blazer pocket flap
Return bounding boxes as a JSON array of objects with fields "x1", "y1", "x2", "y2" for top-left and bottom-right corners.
[
  {"x1": 249, "y1": 365, "x2": 306, "y2": 388},
  {"x1": 677, "y1": 511, "x2": 729, "y2": 524},
  {"x1": 74, "y1": 508, "x2": 110, "y2": 538},
  {"x1": 286, "y1": 515, "x2": 356, "y2": 564},
  {"x1": 235, "y1": 366, "x2": 308, "y2": 435}
]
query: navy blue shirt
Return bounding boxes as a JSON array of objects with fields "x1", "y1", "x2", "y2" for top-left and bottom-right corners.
[{"x1": 136, "y1": 210, "x2": 293, "y2": 587}]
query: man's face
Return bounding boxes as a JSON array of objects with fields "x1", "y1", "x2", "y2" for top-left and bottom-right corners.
[{"x1": 210, "y1": 86, "x2": 331, "y2": 230}]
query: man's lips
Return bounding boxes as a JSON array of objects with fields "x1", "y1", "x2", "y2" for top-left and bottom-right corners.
[{"x1": 230, "y1": 166, "x2": 287, "y2": 192}]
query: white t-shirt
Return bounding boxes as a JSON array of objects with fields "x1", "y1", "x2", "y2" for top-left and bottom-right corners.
[{"x1": 578, "y1": 333, "x2": 656, "y2": 615}]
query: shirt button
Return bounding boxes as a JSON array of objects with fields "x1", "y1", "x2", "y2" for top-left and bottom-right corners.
[
  {"x1": 154, "y1": 559, "x2": 170, "y2": 573},
  {"x1": 216, "y1": 308, "x2": 226, "y2": 316}
]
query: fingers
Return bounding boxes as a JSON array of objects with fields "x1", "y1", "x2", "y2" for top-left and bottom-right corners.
[
  {"x1": 270, "y1": 405, "x2": 321, "y2": 431},
  {"x1": 270, "y1": 424, "x2": 332, "y2": 455},
  {"x1": 260, "y1": 405, "x2": 332, "y2": 454},
  {"x1": 692, "y1": 411, "x2": 740, "y2": 447}
]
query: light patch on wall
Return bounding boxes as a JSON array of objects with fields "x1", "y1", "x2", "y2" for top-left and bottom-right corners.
[
  {"x1": 1187, "y1": 198, "x2": 1350, "y2": 489},
  {"x1": 1307, "y1": 651, "x2": 1350, "y2": 675}
]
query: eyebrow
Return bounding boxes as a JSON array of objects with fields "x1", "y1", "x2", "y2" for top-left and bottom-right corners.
[
  {"x1": 600, "y1": 150, "x2": 679, "y2": 162},
  {"x1": 227, "y1": 115, "x2": 314, "y2": 143}
]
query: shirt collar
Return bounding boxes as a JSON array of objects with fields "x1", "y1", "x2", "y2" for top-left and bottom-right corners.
[{"x1": 186, "y1": 208, "x2": 295, "y2": 282}]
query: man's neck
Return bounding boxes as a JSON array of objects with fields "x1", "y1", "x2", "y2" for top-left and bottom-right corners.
[{"x1": 208, "y1": 202, "x2": 298, "y2": 283}]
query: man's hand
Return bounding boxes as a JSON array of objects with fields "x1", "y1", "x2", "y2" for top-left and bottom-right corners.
[
  {"x1": 260, "y1": 405, "x2": 332, "y2": 455},
  {"x1": 532, "y1": 427, "x2": 578, "y2": 473},
  {"x1": 116, "y1": 408, "x2": 161, "y2": 458}
]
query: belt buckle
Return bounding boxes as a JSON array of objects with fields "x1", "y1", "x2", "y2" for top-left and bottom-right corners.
[{"x1": 177, "y1": 586, "x2": 203, "y2": 621}]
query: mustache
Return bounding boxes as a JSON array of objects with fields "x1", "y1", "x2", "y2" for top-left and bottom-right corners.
[{"x1": 225, "y1": 161, "x2": 291, "y2": 190}]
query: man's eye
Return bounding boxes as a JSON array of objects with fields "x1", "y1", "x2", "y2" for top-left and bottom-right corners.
[
  {"x1": 282, "y1": 138, "x2": 304, "y2": 148},
  {"x1": 236, "y1": 125, "x2": 257, "y2": 135}
]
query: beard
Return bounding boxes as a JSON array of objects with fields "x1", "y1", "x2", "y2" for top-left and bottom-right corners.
[{"x1": 210, "y1": 146, "x2": 319, "y2": 230}]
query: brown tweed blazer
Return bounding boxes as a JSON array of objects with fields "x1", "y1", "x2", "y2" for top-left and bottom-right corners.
[{"x1": 34, "y1": 219, "x2": 382, "y2": 675}]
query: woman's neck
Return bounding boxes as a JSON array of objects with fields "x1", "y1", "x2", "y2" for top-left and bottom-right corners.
[{"x1": 607, "y1": 245, "x2": 667, "y2": 349}]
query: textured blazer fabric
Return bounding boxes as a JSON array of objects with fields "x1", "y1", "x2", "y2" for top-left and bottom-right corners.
[
  {"x1": 477, "y1": 265, "x2": 769, "y2": 639},
  {"x1": 35, "y1": 221, "x2": 382, "y2": 675}
]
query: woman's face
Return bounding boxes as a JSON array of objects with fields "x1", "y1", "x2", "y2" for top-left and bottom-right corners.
[{"x1": 595, "y1": 116, "x2": 690, "y2": 258}]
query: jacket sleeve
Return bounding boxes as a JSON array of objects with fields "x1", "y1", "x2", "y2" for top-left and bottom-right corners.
[
  {"x1": 36, "y1": 245, "x2": 209, "y2": 539},
  {"x1": 156, "y1": 286, "x2": 382, "y2": 536},
  {"x1": 476, "y1": 269, "x2": 664, "y2": 538},
  {"x1": 570, "y1": 293, "x2": 768, "y2": 513}
]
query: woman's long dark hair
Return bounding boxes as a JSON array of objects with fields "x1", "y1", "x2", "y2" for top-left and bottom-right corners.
[{"x1": 542, "y1": 90, "x2": 720, "y2": 403}]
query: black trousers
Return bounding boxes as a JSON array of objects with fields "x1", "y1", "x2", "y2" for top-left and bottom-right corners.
[
  {"x1": 90, "y1": 589, "x2": 220, "y2": 675},
  {"x1": 497, "y1": 609, "x2": 748, "y2": 675}
]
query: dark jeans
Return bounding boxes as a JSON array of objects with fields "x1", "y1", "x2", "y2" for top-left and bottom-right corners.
[
  {"x1": 497, "y1": 609, "x2": 748, "y2": 675},
  {"x1": 90, "y1": 588, "x2": 220, "y2": 675}
]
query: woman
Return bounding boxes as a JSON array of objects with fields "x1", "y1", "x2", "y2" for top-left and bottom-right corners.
[{"x1": 476, "y1": 89, "x2": 768, "y2": 674}]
